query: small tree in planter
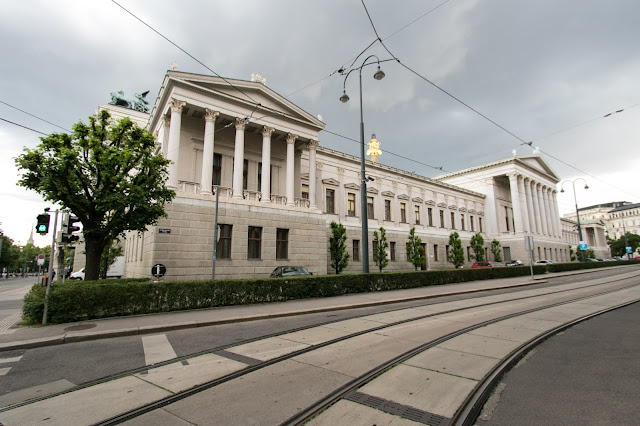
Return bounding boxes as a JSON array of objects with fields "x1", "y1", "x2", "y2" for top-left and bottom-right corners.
[
  {"x1": 329, "y1": 221, "x2": 350, "y2": 274},
  {"x1": 406, "y1": 226, "x2": 424, "y2": 271},
  {"x1": 373, "y1": 226, "x2": 389, "y2": 272},
  {"x1": 491, "y1": 239, "x2": 503, "y2": 262},
  {"x1": 447, "y1": 232, "x2": 465, "y2": 268},
  {"x1": 470, "y1": 233, "x2": 485, "y2": 261}
]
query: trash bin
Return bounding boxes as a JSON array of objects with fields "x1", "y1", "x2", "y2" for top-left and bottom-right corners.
[{"x1": 41, "y1": 276, "x2": 48, "y2": 287}]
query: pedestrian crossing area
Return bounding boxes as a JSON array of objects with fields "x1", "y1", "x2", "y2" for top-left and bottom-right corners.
[{"x1": 0, "y1": 355, "x2": 23, "y2": 376}]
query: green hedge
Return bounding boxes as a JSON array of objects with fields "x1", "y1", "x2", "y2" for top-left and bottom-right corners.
[
  {"x1": 547, "y1": 259, "x2": 638, "y2": 272},
  {"x1": 21, "y1": 262, "x2": 637, "y2": 324}
]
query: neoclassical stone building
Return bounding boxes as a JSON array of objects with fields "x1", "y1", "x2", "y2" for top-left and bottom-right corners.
[{"x1": 116, "y1": 71, "x2": 573, "y2": 280}]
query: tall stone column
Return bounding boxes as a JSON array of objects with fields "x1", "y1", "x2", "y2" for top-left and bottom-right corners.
[
  {"x1": 544, "y1": 188, "x2": 555, "y2": 237},
  {"x1": 539, "y1": 185, "x2": 549, "y2": 236},
  {"x1": 285, "y1": 133, "x2": 297, "y2": 206},
  {"x1": 167, "y1": 99, "x2": 186, "y2": 190},
  {"x1": 200, "y1": 109, "x2": 219, "y2": 195},
  {"x1": 552, "y1": 190, "x2": 561, "y2": 238},
  {"x1": 518, "y1": 176, "x2": 530, "y2": 233},
  {"x1": 161, "y1": 116, "x2": 170, "y2": 157},
  {"x1": 508, "y1": 173, "x2": 523, "y2": 233},
  {"x1": 232, "y1": 118, "x2": 247, "y2": 199},
  {"x1": 532, "y1": 181, "x2": 543, "y2": 235},
  {"x1": 307, "y1": 140, "x2": 319, "y2": 208},
  {"x1": 260, "y1": 126, "x2": 274, "y2": 203},
  {"x1": 524, "y1": 178, "x2": 536, "y2": 233}
]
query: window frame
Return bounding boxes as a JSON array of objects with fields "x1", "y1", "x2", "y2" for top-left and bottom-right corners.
[
  {"x1": 353, "y1": 239, "x2": 360, "y2": 261},
  {"x1": 247, "y1": 226, "x2": 262, "y2": 259},
  {"x1": 384, "y1": 199, "x2": 392, "y2": 221},
  {"x1": 276, "y1": 228, "x2": 289, "y2": 260},
  {"x1": 217, "y1": 224, "x2": 232, "y2": 259},
  {"x1": 348, "y1": 193, "x2": 356, "y2": 217},
  {"x1": 414, "y1": 205, "x2": 421, "y2": 225},
  {"x1": 400, "y1": 202, "x2": 407, "y2": 223},
  {"x1": 326, "y1": 188, "x2": 335, "y2": 214},
  {"x1": 367, "y1": 196, "x2": 375, "y2": 219}
]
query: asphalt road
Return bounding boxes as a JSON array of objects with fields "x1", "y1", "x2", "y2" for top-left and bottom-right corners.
[{"x1": 478, "y1": 300, "x2": 640, "y2": 425}]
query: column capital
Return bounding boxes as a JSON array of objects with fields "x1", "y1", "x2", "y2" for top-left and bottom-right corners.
[
  {"x1": 508, "y1": 172, "x2": 520, "y2": 180},
  {"x1": 286, "y1": 133, "x2": 298, "y2": 144},
  {"x1": 235, "y1": 117, "x2": 248, "y2": 130},
  {"x1": 262, "y1": 126, "x2": 275, "y2": 137},
  {"x1": 169, "y1": 98, "x2": 186, "y2": 113},
  {"x1": 204, "y1": 109, "x2": 220, "y2": 122},
  {"x1": 307, "y1": 140, "x2": 319, "y2": 150},
  {"x1": 161, "y1": 115, "x2": 170, "y2": 127}
]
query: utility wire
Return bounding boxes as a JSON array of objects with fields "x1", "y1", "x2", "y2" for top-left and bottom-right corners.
[
  {"x1": 0, "y1": 100, "x2": 70, "y2": 132},
  {"x1": 0, "y1": 117, "x2": 48, "y2": 135}
]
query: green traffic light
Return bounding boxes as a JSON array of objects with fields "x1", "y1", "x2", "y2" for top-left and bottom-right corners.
[{"x1": 37, "y1": 224, "x2": 47, "y2": 232}]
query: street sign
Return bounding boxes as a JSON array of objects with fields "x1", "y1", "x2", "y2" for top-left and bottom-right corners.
[
  {"x1": 158, "y1": 228, "x2": 171, "y2": 234},
  {"x1": 152, "y1": 264, "x2": 166, "y2": 278},
  {"x1": 626, "y1": 247, "x2": 632, "y2": 254},
  {"x1": 579, "y1": 241, "x2": 588, "y2": 250},
  {"x1": 37, "y1": 254, "x2": 45, "y2": 266},
  {"x1": 524, "y1": 236, "x2": 534, "y2": 251}
]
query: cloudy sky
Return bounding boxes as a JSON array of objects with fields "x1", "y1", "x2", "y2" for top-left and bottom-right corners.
[{"x1": 1, "y1": 0, "x2": 639, "y2": 247}]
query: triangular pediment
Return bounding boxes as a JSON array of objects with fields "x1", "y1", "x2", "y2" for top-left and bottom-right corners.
[
  {"x1": 367, "y1": 187, "x2": 378, "y2": 194},
  {"x1": 344, "y1": 183, "x2": 360, "y2": 190},
  {"x1": 412, "y1": 197, "x2": 423, "y2": 203},
  {"x1": 398, "y1": 194, "x2": 410, "y2": 200},
  {"x1": 322, "y1": 178, "x2": 340, "y2": 186},
  {"x1": 516, "y1": 156, "x2": 560, "y2": 182},
  {"x1": 382, "y1": 191, "x2": 395, "y2": 198}
]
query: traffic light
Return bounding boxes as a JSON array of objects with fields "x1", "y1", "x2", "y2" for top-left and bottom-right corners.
[
  {"x1": 61, "y1": 212, "x2": 81, "y2": 244},
  {"x1": 36, "y1": 214, "x2": 50, "y2": 235}
]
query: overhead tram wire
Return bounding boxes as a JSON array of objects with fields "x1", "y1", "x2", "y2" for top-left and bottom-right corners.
[
  {"x1": 0, "y1": 117, "x2": 48, "y2": 135},
  {"x1": 0, "y1": 100, "x2": 70, "y2": 132}
]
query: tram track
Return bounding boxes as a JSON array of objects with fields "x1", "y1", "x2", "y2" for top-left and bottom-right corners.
[{"x1": 1, "y1": 271, "x2": 639, "y2": 425}]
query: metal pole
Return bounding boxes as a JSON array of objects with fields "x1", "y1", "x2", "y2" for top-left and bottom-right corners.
[
  {"x1": 43, "y1": 209, "x2": 59, "y2": 324},
  {"x1": 622, "y1": 219, "x2": 630, "y2": 260},
  {"x1": 572, "y1": 182, "x2": 585, "y2": 262},
  {"x1": 358, "y1": 68, "x2": 369, "y2": 273},
  {"x1": 211, "y1": 187, "x2": 220, "y2": 280}
]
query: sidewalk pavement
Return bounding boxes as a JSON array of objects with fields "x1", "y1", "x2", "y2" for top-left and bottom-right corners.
[{"x1": 0, "y1": 267, "x2": 633, "y2": 353}]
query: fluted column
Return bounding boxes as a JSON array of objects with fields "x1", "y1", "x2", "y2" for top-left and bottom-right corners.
[
  {"x1": 508, "y1": 173, "x2": 523, "y2": 233},
  {"x1": 161, "y1": 115, "x2": 170, "y2": 157},
  {"x1": 200, "y1": 109, "x2": 219, "y2": 195},
  {"x1": 167, "y1": 99, "x2": 186, "y2": 189},
  {"x1": 260, "y1": 126, "x2": 274, "y2": 203},
  {"x1": 552, "y1": 190, "x2": 561, "y2": 238},
  {"x1": 285, "y1": 133, "x2": 297, "y2": 206},
  {"x1": 524, "y1": 178, "x2": 536, "y2": 233},
  {"x1": 308, "y1": 140, "x2": 319, "y2": 208},
  {"x1": 532, "y1": 181, "x2": 543, "y2": 235},
  {"x1": 232, "y1": 118, "x2": 247, "y2": 199},
  {"x1": 539, "y1": 184, "x2": 549, "y2": 236},
  {"x1": 518, "y1": 176, "x2": 530, "y2": 233},
  {"x1": 544, "y1": 188, "x2": 554, "y2": 237}
]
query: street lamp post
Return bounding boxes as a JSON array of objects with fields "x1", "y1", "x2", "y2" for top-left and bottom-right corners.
[
  {"x1": 621, "y1": 219, "x2": 630, "y2": 260},
  {"x1": 560, "y1": 178, "x2": 589, "y2": 262},
  {"x1": 340, "y1": 55, "x2": 386, "y2": 274}
]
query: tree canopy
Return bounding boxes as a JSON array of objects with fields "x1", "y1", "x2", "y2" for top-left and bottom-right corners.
[
  {"x1": 406, "y1": 226, "x2": 424, "y2": 270},
  {"x1": 329, "y1": 221, "x2": 350, "y2": 274},
  {"x1": 15, "y1": 110, "x2": 175, "y2": 280},
  {"x1": 470, "y1": 233, "x2": 485, "y2": 261},
  {"x1": 447, "y1": 232, "x2": 465, "y2": 268},
  {"x1": 491, "y1": 239, "x2": 503, "y2": 262},
  {"x1": 373, "y1": 226, "x2": 389, "y2": 272},
  {"x1": 608, "y1": 232, "x2": 640, "y2": 257}
]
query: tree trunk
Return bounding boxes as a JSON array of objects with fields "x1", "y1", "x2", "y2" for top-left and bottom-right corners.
[{"x1": 84, "y1": 236, "x2": 106, "y2": 281}]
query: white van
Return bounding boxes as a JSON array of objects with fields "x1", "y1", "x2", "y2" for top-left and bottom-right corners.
[{"x1": 70, "y1": 256, "x2": 124, "y2": 280}]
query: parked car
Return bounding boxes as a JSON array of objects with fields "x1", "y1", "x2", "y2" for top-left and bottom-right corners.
[
  {"x1": 69, "y1": 256, "x2": 125, "y2": 280},
  {"x1": 471, "y1": 261, "x2": 504, "y2": 268},
  {"x1": 584, "y1": 258, "x2": 600, "y2": 262},
  {"x1": 602, "y1": 258, "x2": 617, "y2": 262},
  {"x1": 534, "y1": 260, "x2": 557, "y2": 265},
  {"x1": 270, "y1": 266, "x2": 313, "y2": 278},
  {"x1": 505, "y1": 260, "x2": 523, "y2": 266}
]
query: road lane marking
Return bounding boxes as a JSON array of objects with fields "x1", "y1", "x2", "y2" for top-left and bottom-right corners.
[
  {"x1": 0, "y1": 367, "x2": 11, "y2": 376},
  {"x1": 0, "y1": 356, "x2": 23, "y2": 364},
  {"x1": 142, "y1": 334, "x2": 177, "y2": 366}
]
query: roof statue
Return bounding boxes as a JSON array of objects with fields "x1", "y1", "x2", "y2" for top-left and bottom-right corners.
[
  {"x1": 251, "y1": 73, "x2": 267, "y2": 85},
  {"x1": 367, "y1": 133, "x2": 382, "y2": 163},
  {"x1": 109, "y1": 90, "x2": 150, "y2": 113}
]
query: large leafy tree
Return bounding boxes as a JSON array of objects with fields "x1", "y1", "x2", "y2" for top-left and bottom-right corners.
[
  {"x1": 373, "y1": 226, "x2": 389, "y2": 273},
  {"x1": 329, "y1": 221, "x2": 350, "y2": 274},
  {"x1": 608, "y1": 232, "x2": 640, "y2": 257},
  {"x1": 406, "y1": 226, "x2": 424, "y2": 271},
  {"x1": 447, "y1": 232, "x2": 465, "y2": 268},
  {"x1": 15, "y1": 110, "x2": 175, "y2": 281},
  {"x1": 470, "y1": 233, "x2": 485, "y2": 261}
]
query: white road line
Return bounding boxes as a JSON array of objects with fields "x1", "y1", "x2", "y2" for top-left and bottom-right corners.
[
  {"x1": 142, "y1": 334, "x2": 177, "y2": 366},
  {"x1": 0, "y1": 367, "x2": 11, "y2": 376},
  {"x1": 0, "y1": 356, "x2": 23, "y2": 364}
]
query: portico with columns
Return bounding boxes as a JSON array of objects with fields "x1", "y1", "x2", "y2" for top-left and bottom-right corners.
[{"x1": 436, "y1": 155, "x2": 568, "y2": 263}]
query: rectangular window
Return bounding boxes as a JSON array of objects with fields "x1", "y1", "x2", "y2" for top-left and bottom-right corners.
[
  {"x1": 247, "y1": 226, "x2": 262, "y2": 259},
  {"x1": 400, "y1": 203, "x2": 407, "y2": 223},
  {"x1": 384, "y1": 200, "x2": 391, "y2": 221},
  {"x1": 470, "y1": 215, "x2": 475, "y2": 232},
  {"x1": 276, "y1": 228, "x2": 288, "y2": 260},
  {"x1": 217, "y1": 224, "x2": 232, "y2": 259},
  {"x1": 446, "y1": 245, "x2": 450, "y2": 259},
  {"x1": 213, "y1": 153, "x2": 222, "y2": 186},
  {"x1": 428, "y1": 208, "x2": 433, "y2": 227},
  {"x1": 467, "y1": 246, "x2": 471, "y2": 261},
  {"x1": 302, "y1": 184, "x2": 309, "y2": 199},
  {"x1": 348, "y1": 193, "x2": 356, "y2": 217},
  {"x1": 353, "y1": 240, "x2": 360, "y2": 261},
  {"x1": 440, "y1": 210, "x2": 445, "y2": 228},
  {"x1": 451, "y1": 212, "x2": 456, "y2": 229},
  {"x1": 390, "y1": 241, "x2": 396, "y2": 261},
  {"x1": 479, "y1": 217, "x2": 483, "y2": 233},
  {"x1": 414, "y1": 205, "x2": 421, "y2": 225},
  {"x1": 258, "y1": 162, "x2": 262, "y2": 192},
  {"x1": 367, "y1": 196, "x2": 375, "y2": 219},
  {"x1": 326, "y1": 189, "x2": 335, "y2": 214},
  {"x1": 505, "y1": 206, "x2": 510, "y2": 232},
  {"x1": 461, "y1": 214, "x2": 465, "y2": 231},
  {"x1": 434, "y1": 244, "x2": 439, "y2": 262},
  {"x1": 372, "y1": 240, "x2": 378, "y2": 259},
  {"x1": 243, "y1": 159, "x2": 248, "y2": 191}
]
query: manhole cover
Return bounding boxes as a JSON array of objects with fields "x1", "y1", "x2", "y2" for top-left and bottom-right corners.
[{"x1": 64, "y1": 324, "x2": 97, "y2": 332}]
